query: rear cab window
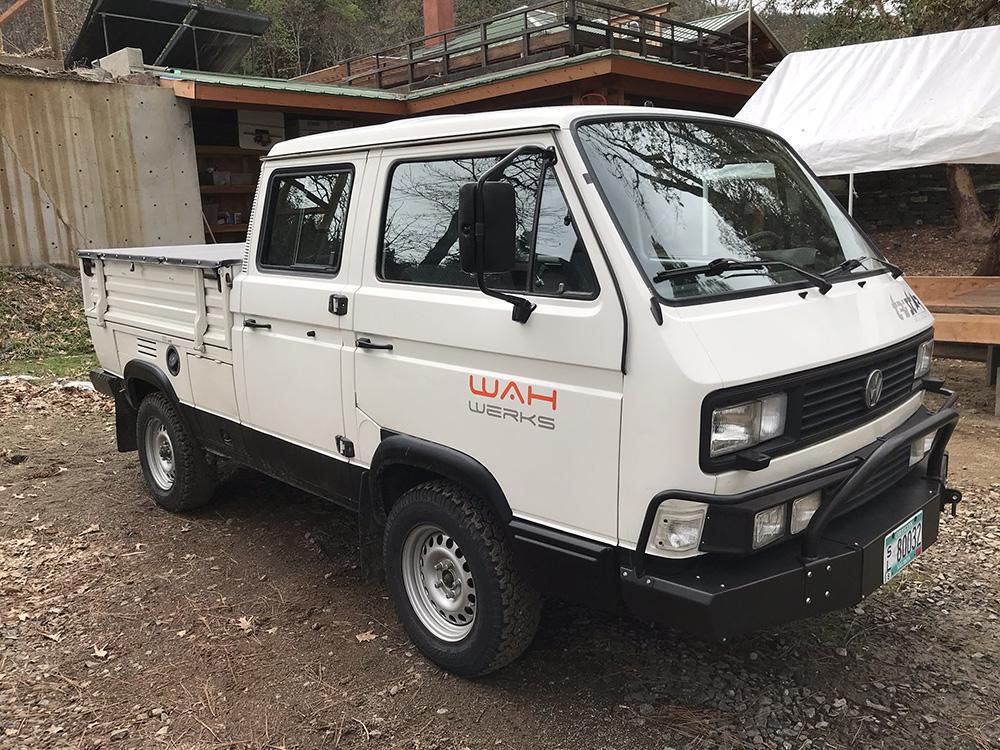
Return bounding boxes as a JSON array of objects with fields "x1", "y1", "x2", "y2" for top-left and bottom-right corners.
[
  {"x1": 378, "y1": 151, "x2": 597, "y2": 298},
  {"x1": 258, "y1": 167, "x2": 354, "y2": 274}
]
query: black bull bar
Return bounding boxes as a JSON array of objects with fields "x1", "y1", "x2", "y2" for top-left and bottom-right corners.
[{"x1": 621, "y1": 384, "x2": 961, "y2": 639}]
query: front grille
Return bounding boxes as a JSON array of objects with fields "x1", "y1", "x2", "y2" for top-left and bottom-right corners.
[
  {"x1": 799, "y1": 346, "x2": 919, "y2": 442},
  {"x1": 828, "y1": 445, "x2": 912, "y2": 518},
  {"x1": 701, "y1": 330, "x2": 930, "y2": 472}
]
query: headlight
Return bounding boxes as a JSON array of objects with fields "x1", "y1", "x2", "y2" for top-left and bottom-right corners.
[
  {"x1": 646, "y1": 499, "x2": 707, "y2": 558},
  {"x1": 910, "y1": 432, "x2": 935, "y2": 466},
  {"x1": 753, "y1": 504, "x2": 787, "y2": 549},
  {"x1": 710, "y1": 393, "x2": 787, "y2": 457},
  {"x1": 915, "y1": 339, "x2": 933, "y2": 378},
  {"x1": 790, "y1": 491, "x2": 822, "y2": 534}
]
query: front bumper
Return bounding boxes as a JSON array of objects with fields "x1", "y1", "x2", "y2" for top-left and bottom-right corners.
[{"x1": 621, "y1": 390, "x2": 961, "y2": 640}]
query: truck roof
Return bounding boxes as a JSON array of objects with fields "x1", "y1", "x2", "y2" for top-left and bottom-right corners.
[{"x1": 267, "y1": 105, "x2": 736, "y2": 159}]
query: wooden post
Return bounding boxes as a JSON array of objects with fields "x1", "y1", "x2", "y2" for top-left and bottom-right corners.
[
  {"x1": 42, "y1": 0, "x2": 63, "y2": 64},
  {"x1": 746, "y1": 0, "x2": 753, "y2": 78}
]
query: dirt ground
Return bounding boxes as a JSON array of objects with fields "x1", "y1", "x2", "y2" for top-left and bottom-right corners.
[
  {"x1": 871, "y1": 225, "x2": 989, "y2": 277},
  {"x1": 1, "y1": 359, "x2": 999, "y2": 750},
  {"x1": 2, "y1": 241, "x2": 1000, "y2": 749}
]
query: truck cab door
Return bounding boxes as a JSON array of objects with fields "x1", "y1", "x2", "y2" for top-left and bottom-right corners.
[
  {"x1": 352, "y1": 138, "x2": 624, "y2": 544},
  {"x1": 233, "y1": 154, "x2": 366, "y2": 501}
]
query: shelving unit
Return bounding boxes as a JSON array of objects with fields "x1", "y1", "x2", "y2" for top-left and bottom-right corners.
[{"x1": 196, "y1": 145, "x2": 263, "y2": 243}]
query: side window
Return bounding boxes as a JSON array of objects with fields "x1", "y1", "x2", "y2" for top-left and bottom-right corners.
[
  {"x1": 379, "y1": 153, "x2": 596, "y2": 296},
  {"x1": 259, "y1": 168, "x2": 353, "y2": 273}
]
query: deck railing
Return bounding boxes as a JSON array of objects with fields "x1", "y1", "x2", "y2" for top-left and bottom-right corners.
[{"x1": 316, "y1": 0, "x2": 759, "y2": 91}]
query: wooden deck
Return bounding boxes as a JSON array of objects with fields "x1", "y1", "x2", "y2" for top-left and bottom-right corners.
[{"x1": 907, "y1": 276, "x2": 1000, "y2": 413}]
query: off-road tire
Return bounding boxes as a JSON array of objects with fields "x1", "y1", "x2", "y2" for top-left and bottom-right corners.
[
  {"x1": 136, "y1": 392, "x2": 216, "y2": 512},
  {"x1": 383, "y1": 480, "x2": 542, "y2": 676}
]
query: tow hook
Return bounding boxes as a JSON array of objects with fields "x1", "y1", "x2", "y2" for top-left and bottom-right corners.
[{"x1": 941, "y1": 488, "x2": 962, "y2": 517}]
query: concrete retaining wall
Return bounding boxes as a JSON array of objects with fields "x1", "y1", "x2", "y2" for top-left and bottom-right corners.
[{"x1": 0, "y1": 73, "x2": 201, "y2": 266}]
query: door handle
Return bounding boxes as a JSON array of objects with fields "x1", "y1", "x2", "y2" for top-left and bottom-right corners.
[
  {"x1": 244, "y1": 319, "x2": 271, "y2": 330},
  {"x1": 329, "y1": 294, "x2": 349, "y2": 316},
  {"x1": 356, "y1": 337, "x2": 393, "y2": 351}
]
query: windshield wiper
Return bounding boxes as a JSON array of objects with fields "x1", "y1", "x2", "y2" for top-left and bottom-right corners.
[
  {"x1": 821, "y1": 256, "x2": 902, "y2": 279},
  {"x1": 653, "y1": 257, "x2": 832, "y2": 295}
]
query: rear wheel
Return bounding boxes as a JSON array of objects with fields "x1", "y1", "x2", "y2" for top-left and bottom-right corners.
[
  {"x1": 136, "y1": 392, "x2": 216, "y2": 512},
  {"x1": 384, "y1": 480, "x2": 541, "y2": 676}
]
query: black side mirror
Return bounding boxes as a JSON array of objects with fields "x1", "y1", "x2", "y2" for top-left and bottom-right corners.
[
  {"x1": 455, "y1": 144, "x2": 555, "y2": 324},
  {"x1": 459, "y1": 180, "x2": 517, "y2": 274}
]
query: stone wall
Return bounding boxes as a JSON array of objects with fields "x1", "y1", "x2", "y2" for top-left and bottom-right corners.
[{"x1": 823, "y1": 165, "x2": 1000, "y2": 230}]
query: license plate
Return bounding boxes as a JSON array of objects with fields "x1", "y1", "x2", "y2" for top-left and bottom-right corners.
[{"x1": 883, "y1": 511, "x2": 923, "y2": 583}]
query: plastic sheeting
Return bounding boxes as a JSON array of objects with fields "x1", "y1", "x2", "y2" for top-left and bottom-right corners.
[{"x1": 737, "y1": 26, "x2": 1000, "y2": 176}]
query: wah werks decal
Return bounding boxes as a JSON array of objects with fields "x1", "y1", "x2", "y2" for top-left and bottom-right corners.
[{"x1": 467, "y1": 375, "x2": 557, "y2": 430}]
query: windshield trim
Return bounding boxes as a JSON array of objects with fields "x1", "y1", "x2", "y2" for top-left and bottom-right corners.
[{"x1": 568, "y1": 113, "x2": 890, "y2": 308}]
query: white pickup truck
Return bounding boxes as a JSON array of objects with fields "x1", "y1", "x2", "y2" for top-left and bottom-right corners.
[{"x1": 81, "y1": 106, "x2": 962, "y2": 676}]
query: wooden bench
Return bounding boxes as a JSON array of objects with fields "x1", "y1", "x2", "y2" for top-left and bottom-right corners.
[{"x1": 907, "y1": 276, "x2": 1000, "y2": 413}]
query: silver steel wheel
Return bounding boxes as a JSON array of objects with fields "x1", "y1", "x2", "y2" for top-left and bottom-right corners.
[
  {"x1": 401, "y1": 524, "x2": 477, "y2": 642},
  {"x1": 144, "y1": 417, "x2": 175, "y2": 491}
]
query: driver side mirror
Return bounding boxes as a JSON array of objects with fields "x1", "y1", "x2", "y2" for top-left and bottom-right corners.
[{"x1": 458, "y1": 180, "x2": 517, "y2": 274}]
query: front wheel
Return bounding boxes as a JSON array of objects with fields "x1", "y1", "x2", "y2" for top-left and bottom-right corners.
[
  {"x1": 383, "y1": 480, "x2": 541, "y2": 676},
  {"x1": 136, "y1": 392, "x2": 216, "y2": 512}
]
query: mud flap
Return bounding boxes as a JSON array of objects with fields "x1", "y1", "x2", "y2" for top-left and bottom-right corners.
[
  {"x1": 114, "y1": 390, "x2": 139, "y2": 452},
  {"x1": 357, "y1": 472, "x2": 384, "y2": 581}
]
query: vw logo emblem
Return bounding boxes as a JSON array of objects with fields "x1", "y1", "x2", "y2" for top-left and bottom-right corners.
[{"x1": 865, "y1": 369, "x2": 884, "y2": 408}]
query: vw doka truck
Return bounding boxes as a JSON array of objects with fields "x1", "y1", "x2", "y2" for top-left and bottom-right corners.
[{"x1": 81, "y1": 107, "x2": 962, "y2": 676}]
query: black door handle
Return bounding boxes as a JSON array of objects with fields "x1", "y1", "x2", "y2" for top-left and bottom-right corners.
[
  {"x1": 329, "y1": 294, "x2": 349, "y2": 316},
  {"x1": 244, "y1": 319, "x2": 271, "y2": 329},
  {"x1": 356, "y1": 337, "x2": 393, "y2": 351}
]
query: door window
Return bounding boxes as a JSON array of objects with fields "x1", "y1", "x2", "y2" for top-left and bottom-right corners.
[
  {"x1": 259, "y1": 168, "x2": 354, "y2": 274},
  {"x1": 379, "y1": 153, "x2": 596, "y2": 297}
]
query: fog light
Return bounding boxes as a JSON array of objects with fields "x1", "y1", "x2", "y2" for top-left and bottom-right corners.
[
  {"x1": 790, "y1": 491, "x2": 822, "y2": 534},
  {"x1": 753, "y1": 504, "x2": 787, "y2": 549},
  {"x1": 646, "y1": 500, "x2": 708, "y2": 558},
  {"x1": 910, "y1": 433, "x2": 935, "y2": 466}
]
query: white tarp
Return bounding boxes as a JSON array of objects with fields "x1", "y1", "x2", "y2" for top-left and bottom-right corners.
[{"x1": 737, "y1": 26, "x2": 1000, "y2": 176}]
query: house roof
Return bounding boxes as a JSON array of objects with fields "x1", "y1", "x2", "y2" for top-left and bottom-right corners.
[
  {"x1": 155, "y1": 67, "x2": 402, "y2": 100},
  {"x1": 674, "y1": 8, "x2": 788, "y2": 57},
  {"x1": 152, "y1": 49, "x2": 760, "y2": 116}
]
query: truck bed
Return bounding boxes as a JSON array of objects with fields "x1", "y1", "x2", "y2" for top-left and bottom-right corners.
[
  {"x1": 80, "y1": 243, "x2": 243, "y2": 356},
  {"x1": 78, "y1": 243, "x2": 244, "y2": 269}
]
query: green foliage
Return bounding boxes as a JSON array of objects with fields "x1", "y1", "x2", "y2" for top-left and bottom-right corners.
[
  {"x1": 5, "y1": 353, "x2": 98, "y2": 378},
  {"x1": 0, "y1": 266, "x2": 93, "y2": 369},
  {"x1": 223, "y1": 0, "x2": 995, "y2": 77},
  {"x1": 790, "y1": 0, "x2": 1000, "y2": 49},
  {"x1": 245, "y1": 0, "x2": 365, "y2": 77}
]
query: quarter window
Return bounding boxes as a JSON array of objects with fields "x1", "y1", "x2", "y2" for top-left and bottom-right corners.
[
  {"x1": 379, "y1": 154, "x2": 596, "y2": 296},
  {"x1": 260, "y1": 168, "x2": 353, "y2": 273}
]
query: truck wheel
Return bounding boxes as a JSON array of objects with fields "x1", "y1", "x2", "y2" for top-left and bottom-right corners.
[
  {"x1": 383, "y1": 480, "x2": 541, "y2": 676},
  {"x1": 135, "y1": 392, "x2": 216, "y2": 512}
]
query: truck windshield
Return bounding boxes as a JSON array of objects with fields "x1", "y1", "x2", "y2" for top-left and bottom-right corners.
[{"x1": 575, "y1": 118, "x2": 883, "y2": 302}]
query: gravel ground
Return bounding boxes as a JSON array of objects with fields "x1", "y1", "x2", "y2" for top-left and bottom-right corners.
[{"x1": 1, "y1": 365, "x2": 999, "y2": 750}]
